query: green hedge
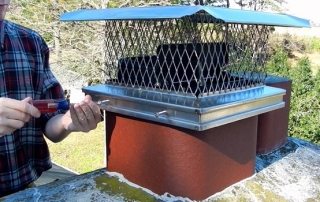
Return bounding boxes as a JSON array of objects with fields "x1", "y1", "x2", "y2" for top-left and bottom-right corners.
[{"x1": 266, "y1": 48, "x2": 320, "y2": 144}]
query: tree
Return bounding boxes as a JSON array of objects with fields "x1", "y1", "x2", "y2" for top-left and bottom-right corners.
[
  {"x1": 234, "y1": 0, "x2": 287, "y2": 11},
  {"x1": 180, "y1": 0, "x2": 230, "y2": 7}
]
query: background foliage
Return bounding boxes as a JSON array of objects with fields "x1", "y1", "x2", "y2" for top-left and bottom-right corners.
[{"x1": 266, "y1": 35, "x2": 320, "y2": 144}]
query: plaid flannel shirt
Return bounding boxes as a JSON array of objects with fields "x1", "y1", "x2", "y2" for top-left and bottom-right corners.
[{"x1": 0, "y1": 20, "x2": 65, "y2": 196}]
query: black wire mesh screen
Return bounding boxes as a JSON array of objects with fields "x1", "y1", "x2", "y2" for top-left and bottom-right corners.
[{"x1": 104, "y1": 15, "x2": 271, "y2": 98}]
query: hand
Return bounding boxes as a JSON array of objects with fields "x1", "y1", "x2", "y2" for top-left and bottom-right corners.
[
  {"x1": 62, "y1": 95, "x2": 102, "y2": 132},
  {"x1": 0, "y1": 97, "x2": 41, "y2": 136}
]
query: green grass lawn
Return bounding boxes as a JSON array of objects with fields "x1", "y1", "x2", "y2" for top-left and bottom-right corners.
[{"x1": 46, "y1": 122, "x2": 105, "y2": 174}]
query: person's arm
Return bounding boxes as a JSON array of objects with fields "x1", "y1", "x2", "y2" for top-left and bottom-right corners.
[
  {"x1": 35, "y1": 36, "x2": 101, "y2": 142},
  {"x1": 44, "y1": 95, "x2": 102, "y2": 142},
  {"x1": 0, "y1": 97, "x2": 41, "y2": 137}
]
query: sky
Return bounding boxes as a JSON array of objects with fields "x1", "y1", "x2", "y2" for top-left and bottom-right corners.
[
  {"x1": 285, "y1": 0, "x2": 319, "y2": 23},
  {"x1": 228, "y1": 0, "x2": 319, "y2": 24}
]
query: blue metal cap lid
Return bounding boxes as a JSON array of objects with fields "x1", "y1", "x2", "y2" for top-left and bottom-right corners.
[{"x1": 60, "y1": 5, "x2": 310, "y2": 28}]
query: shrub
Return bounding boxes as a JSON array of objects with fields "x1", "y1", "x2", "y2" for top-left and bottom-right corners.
[
  {"x1": 290, "y1": 57, "x2": 314, "y2": 96},
  {"x1": 268, "y1": 34, "x2": 306, "y2": 57},
  {"x1": 305, "y1": 37, "x2": 320, "y2": 53},
  {"x1": 288, "y1": 57, "x2": 319, "y2": 144},
  {"x1": 266, "y1": 47, "x2": 290, "y2": 76},
  {"x1": 266, "y1": 47, "x2": 319, "y2": 144},
  {"x1": 314, "y1": 70, "x2": 320, "y2": 93}
]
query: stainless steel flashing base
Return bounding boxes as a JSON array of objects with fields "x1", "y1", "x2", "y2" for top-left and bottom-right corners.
[{"x1": 83, "y1": 85, "x2": 285, "y2": 131}]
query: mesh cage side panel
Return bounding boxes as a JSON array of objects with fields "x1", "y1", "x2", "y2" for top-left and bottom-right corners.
[{"x1": 104, "y1": 17, "x2": 271, "y2": 97}]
